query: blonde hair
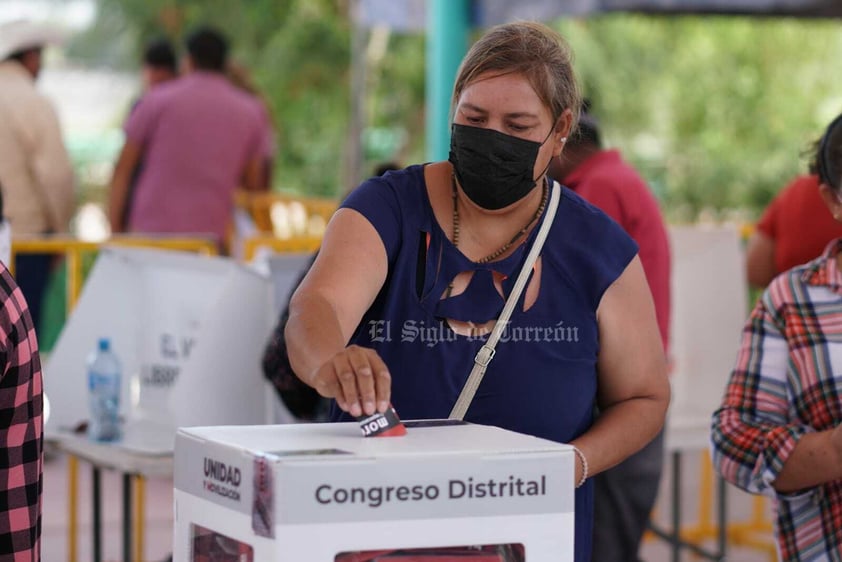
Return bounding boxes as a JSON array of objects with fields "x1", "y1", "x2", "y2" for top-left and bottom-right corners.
[{"x1": 452, "y1": 21, "x2": 581, "y2": 131}]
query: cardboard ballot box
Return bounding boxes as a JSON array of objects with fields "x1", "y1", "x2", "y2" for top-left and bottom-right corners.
[{"x1": 174, "y1": 421, "x2": 575, "y2": 562}]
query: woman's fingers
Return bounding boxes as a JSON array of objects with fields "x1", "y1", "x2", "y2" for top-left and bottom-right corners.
[
  {"x1": 347, "y1": 346, "x2": 376, "y2": 415},
  {"x1": 369, "y1": 353, "x2": 392, "y2": 413},
  {"x1": 312, "y1": 346, "x2": 391, "y2": 416}
]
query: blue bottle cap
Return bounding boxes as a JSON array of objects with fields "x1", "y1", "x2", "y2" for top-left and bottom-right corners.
[{"x1": 98, "y1": 338, "x2": 109, "y2": 351}]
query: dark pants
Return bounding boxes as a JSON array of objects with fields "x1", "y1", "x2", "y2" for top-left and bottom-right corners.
[
  {"x1": 14, "y1": 252, "x2": 52, "y2": 334},
  {"x1": 591, "y1": 429, "x2": 665, "y2": 562}
]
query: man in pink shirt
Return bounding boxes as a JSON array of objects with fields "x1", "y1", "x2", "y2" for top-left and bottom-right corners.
[
  {"x1": 108, "y1": 26, "x2": 265, "y2": 250},
  {"x1": 551, "y1": 106, "x2": 671, "y2": 562}
]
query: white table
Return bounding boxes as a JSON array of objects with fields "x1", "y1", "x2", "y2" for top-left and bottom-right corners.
[{"x1": 53, "y1": 425, "x2": 174, "y2": 562}]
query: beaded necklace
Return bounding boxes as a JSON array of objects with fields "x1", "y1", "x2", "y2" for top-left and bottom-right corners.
[{"x1": 450, "y1": 174, "x2": 549, "y2": 264}]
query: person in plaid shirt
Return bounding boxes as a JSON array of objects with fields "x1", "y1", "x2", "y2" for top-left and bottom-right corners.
[
  {"x1": 0, "y1": 256, "x2": 43, "y2": 560},
  {"x1": 711, "y1": 113, "x2": 842, "y2": 561}
]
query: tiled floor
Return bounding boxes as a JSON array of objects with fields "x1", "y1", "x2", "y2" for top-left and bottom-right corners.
[{"x1": 41, "y1": 447, "x2": 777, "y2": 562}]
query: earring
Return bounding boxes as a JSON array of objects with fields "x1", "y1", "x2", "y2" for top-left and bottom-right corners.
[{"x1": 560, "y1": 137, "x2": 567, "y2": 143}]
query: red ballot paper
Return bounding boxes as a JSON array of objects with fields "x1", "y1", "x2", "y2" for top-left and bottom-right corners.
[{"x1": 357, "y1": 404, "x2": 407, "y2": 437}]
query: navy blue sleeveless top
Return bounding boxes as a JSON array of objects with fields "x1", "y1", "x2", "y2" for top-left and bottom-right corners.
[{"x1": 337, "y1": 164, "x2": 637, "y2": 561}]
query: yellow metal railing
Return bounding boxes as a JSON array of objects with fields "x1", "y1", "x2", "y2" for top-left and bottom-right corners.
[
  {"x1": 242, "y1": 234, "x2": 321, "y2": 261},
  {"x1": 234, "y1": 190, "x2": 337, "y2": 238},
  {"x1": 13, "y1": 235, "x2": 216, "y2": 562},
  {"x1": 11, "y1": 236, "x2": 217, "y2": 318}
]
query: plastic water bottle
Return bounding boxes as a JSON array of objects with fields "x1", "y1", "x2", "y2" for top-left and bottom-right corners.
[{"x1": 87, "y1": 338, "x2": 122, "y2": 442}]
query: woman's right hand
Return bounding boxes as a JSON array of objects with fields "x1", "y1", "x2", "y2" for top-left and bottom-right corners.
[{"x1": 308, "y1": 345, "x2": 391, "y2": 418}]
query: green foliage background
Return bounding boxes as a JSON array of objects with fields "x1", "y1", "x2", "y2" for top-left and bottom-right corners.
[
  {"x1": 71, "y1": 1, "x2": 842, "y2": 217},
  {"x1": 560, "y1": 15, "x2": 842, "y2": 221}
]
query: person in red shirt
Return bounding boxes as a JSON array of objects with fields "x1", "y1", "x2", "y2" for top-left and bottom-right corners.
[
  {"x1": 746, "y1": 171, "x2": 842, "y2": 288},
  {"x1": 550, "y1": 105, "x2": 671, "y2": 562}
]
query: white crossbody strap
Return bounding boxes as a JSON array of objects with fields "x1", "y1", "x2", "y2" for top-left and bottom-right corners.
[{"x1": 449, "y1": 181, "x2": 561, "y2": 420}]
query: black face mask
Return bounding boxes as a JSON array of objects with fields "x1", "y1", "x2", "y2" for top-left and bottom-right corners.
[{"x1": 449, "y1": 123, "x2": 551, "y2": 210}]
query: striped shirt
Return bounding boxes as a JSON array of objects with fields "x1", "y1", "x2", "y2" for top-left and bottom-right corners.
[
  {"x1": 711, "y1": 239, "x2": 842, "y2": 561},
  {"x1": 0, "y1": 264, "x2": 43, "y2": 561}
]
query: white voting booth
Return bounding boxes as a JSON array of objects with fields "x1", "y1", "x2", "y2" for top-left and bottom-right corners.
[
  {"x1": 44, "y1": 246, "x2": 277, "y2": 453},
  {"x1": 650, "y1": 224, "x2": 750, "y2": 558},
  {"x1": 666, "y1": 224, "x2": 748, "y2": 449}
]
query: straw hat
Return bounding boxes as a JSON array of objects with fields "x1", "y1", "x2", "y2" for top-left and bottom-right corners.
[{"x1": 0, "y1": 20, "x2": 65, "y2": 61}]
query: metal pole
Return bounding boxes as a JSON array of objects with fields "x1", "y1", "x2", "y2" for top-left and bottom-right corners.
[
  {"x1": 123, "y1": 474, "x2": 132, "y2": 562},
  {"x1": 67, "y1": 456, "x2": 78, "y2": 562},
  {"x1": 134, "y1": 477, "x2": 145, "y2": 562},
  {"x1": 717, "y1": 475, "x2": 728, "y2": 560},
  {"x1": 672, "y1": 451, "x2": 682, "y2": 562},
  {"x1": 92, "y1": 467, "x2": 101, "y2": 562},
  {"x1": 425, "y1": 0, "x2": 470, "y2": 161}
]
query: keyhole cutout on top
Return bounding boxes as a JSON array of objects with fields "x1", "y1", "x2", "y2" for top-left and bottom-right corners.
[{"x1": 439, "y1": 257, "x2": 543, "y2": 336}]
